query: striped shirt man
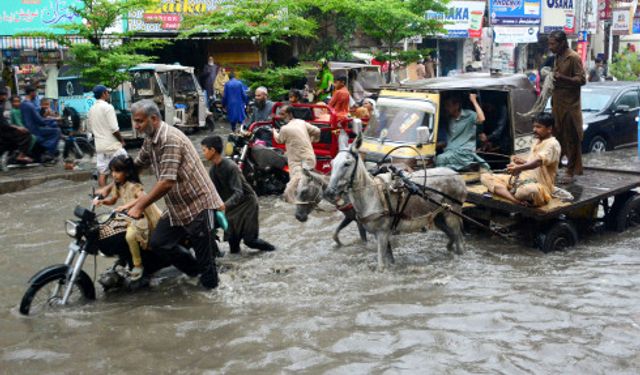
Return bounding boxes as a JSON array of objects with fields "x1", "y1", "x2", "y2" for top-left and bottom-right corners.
[{"x1": 135, "y1": 121, "x2": 223, "y2": 226}]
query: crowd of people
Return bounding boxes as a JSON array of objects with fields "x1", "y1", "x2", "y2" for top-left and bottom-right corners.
[{"x1": 2, "y1": 32, "x2": 591, "y2": 289}]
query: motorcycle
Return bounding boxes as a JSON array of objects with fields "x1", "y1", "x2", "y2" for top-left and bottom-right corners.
[
  {"x1": 227, "y1": 122, "x2": 289, "y2": 196},
  {"x1": 1, "y1": 107, "x2": 94, "y2": 172},
  {"x1": 18, "y1": 191, "x2": 197, "y2": 316}
]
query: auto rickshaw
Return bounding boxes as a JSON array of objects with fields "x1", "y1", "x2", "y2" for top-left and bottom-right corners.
[
  {"x1": 359, "y1": 73, "x2": 538, "y2": 170},
  {"x1": 57, "y1": 63, "x2": 207, "y2": 141}
]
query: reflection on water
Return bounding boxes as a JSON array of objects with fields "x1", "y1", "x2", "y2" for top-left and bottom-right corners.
[{"x1": 1, "y1": 176, "x2": 640, "y2": 373}]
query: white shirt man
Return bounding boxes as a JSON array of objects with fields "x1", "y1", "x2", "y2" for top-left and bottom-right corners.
[{"x1": 87, "y1": 84, "x2": 126, "y2": 186}]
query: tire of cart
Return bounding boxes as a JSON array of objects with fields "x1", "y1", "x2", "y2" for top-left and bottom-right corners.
[
  {"x1": 537, "y1": 220, "x2": 578, "y2": 253},
  {"x1": 611, "y1": 193, "x2": 640, "y2": 232}
]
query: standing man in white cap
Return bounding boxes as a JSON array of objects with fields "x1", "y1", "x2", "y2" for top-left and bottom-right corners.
[{"x1": 88, "y1": 84, "x2": 126, "y2": 186}]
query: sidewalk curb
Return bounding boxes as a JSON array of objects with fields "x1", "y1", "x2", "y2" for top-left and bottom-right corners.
[{"x1": 0, "y1": 170, "x2": 93, "y2": 195}]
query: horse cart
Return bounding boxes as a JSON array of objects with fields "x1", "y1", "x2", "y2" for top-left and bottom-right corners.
[
  {"x1": 462, "y1": 166, "x2": 640, "y2": 252},
  {"x1": 351, "y1": 73, "x2": 640, "y2": 253}
]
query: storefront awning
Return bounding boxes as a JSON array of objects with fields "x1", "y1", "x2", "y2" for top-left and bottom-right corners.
[{"x1": 0, "y1": 36, "x2": 88, "y2": 50}]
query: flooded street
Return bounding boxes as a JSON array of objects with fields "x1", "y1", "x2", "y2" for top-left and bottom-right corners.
[{"x1": 1, "y1": 150, "x2": 640, "y2": 373}]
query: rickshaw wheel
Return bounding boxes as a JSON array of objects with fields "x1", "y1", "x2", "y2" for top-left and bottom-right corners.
[
  {"x1": 614, "y1": 193, "x2": 640, "y2": 232},
  {"x1": 539, "y1": 221, "x2": 578, "y2": 253}
]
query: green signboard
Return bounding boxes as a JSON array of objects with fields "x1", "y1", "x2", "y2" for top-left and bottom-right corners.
[{"x1": 0, "y1": 0, "x2": 84, "y2": 35}]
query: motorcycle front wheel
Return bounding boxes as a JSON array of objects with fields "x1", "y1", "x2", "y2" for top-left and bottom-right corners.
[{"x1": 19, "y1": 267, "x2": 95, "y2": 316}]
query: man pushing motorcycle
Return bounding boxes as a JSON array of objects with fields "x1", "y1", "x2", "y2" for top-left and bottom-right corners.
[{"x1": 114, "y1": 100, "x2": 225, "y2": 289}]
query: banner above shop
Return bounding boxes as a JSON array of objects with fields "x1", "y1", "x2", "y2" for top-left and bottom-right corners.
[
  {"x1": 599, "y1": 0, "x2": 612, "y2": 20},
  {"x1": 612, "y1": 0, "x2": 638, "y2": 35},
  {"x1": 0, "y1": 0, "x2": 83, "y2": 35},
  {"x1": 586, "y1": 0, "x2": 599, "y2": 32},
  {"x1": 489, "y1": 0, "x2": 541, "y2": 26},
  {"x1": 128, "y1": 0, "x2": 222, "y2": 33},
  {"x1": 426, "y1": 1, "x2": 486, "y2": 39},
  {"x1": 541, "y1": 0, "x2": 576, "y2": 34},
  {"x1": 493, "y1": 26, "x2": 539, "y2": 43}
]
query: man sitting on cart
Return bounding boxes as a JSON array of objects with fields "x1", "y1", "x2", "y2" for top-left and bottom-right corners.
[{"x1": 480, "y1": 112, "x2": 560, "y2": 207}]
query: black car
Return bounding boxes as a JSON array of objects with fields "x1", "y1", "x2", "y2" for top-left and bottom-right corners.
[{"x1": 579, "y1": 82, "x2": 640, "y2": 153}]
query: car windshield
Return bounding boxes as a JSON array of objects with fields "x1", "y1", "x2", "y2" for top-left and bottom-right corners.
[
  {"x1": 581, "y1": 89, "x2": 614, "y2": 112},
  {"x1": 544, "y1": 88, "x2": 613, "y2": 112},
  {"x1": 364, "y1": 98, "x2": 435, "y2": 143}
]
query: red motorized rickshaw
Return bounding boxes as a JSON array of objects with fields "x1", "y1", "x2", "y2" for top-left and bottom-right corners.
[{"x1": 226, "y1": 103, "x2": 361, "y2": 195}]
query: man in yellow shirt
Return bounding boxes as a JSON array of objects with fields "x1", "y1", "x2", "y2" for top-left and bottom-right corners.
[{"x1": 480, "y1": 112, "x2": 561, "y2": 207}]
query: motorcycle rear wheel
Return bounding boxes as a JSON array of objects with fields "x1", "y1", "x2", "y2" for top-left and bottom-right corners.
[{"x1": 19, "y1": 269, "x2": 95, "y2": 316}]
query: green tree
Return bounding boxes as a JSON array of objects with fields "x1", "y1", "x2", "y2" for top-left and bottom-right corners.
[
  {"x1": 23, "y1": 0, "x2": 167, "y2": 88},
  {"x1": 239, "y1": 66, "x2": 307, "y2": 99},
  {"x1": 182, "y1": 0, "x2": 316, "y2": 66},
  {"x1": 296, "y1": 0, "x2": 358, "y2": 61},
  {"x1": 609, "y1": 50, "x2": 640, "y2": 81},
  {"x1": 355, "y1": 0, "x2": 445, "y2": 79}
]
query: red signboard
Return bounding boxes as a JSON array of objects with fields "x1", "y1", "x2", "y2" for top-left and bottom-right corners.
[{"x1": 599, "y1": 0, "x2": 612, "y2": 20}]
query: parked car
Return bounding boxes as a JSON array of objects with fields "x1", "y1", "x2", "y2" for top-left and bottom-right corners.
[{"x1": 577, "y1": 82, "x2": 640, "y2": 153}]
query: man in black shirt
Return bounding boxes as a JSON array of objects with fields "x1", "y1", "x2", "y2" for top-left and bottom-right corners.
[{"x1": 201, "y1": 136, "x2": 275, "y2": 254}]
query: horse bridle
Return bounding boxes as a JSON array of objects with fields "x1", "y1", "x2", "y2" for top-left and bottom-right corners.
[
  {"x1": 294, "y1": 172, "x2": 324, "y2": 207},
  {"x1": 338, "y1": 149, "x2": 360, "y2": 192}
]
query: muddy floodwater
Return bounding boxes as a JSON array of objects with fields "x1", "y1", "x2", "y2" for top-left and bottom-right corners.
[{"x1": 1, "y1": 151, "x2": 640, "y2": 373}]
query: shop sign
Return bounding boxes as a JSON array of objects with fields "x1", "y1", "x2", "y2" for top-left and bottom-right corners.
[
  {"x1": 425, "y1": 1, "x2": 486, "y2": 39},
  {"x1": 586, "y1": 0, "x2": 599, "y2": 32},
  {"x1": 0, "y1": 0, "x2": 83, "y2": 35},
  {"x1": 489, "y1": 0, "x2": 541, "y2": 26},
  {"x1": 128, "y1": 0, "x2": 222, "y2": 33},
  {"x1": 576, "y1": 39, "x2": 588, "y2": 64},
  {"x1": 493, "y1": 26, "x2": 539, "y2": 43},
  {"x1": 491, "y1": 43, "x2": 516, "y2": 72},
  {"x1": 612, "y1": 1, "x2": 638, "y2": 35},
  {"x1": 599, "y1": 0, "x2": 612, "y2": 20},
  {"x1": 541, "y1": 0, "x2": 576, "y2": 34}
]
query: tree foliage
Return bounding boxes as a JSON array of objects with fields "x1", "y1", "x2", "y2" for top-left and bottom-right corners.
[
  {"x1": 239, "y1": 66, "x2": 307, "y2": 100},
  {"x1": 23, "y1": 0, "x2": 167, "y2": 88},
  {"x1": 354, "y1": 0, "x2": 446, "y2": 55},
  {"x1": 182, "y1": 0, "x2": 316, "y2": 65},
  {"x1": 609, "y1": 50, "x2": 640, "y2": 81},
  {"x1": 374, "y1": 49, "x2": 435, "y2": 64},
  {"x1": 296, "y1": 0, "x2": 358, "y2": 61}
]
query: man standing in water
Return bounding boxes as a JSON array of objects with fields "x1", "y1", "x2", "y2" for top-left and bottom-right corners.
[
  {"x1": 126, "y1": 100, "x2": 224, "y2": 289},
  {"x1": 273, "y1": 105, "x2": 320, "y2": 203},
  {"x1": 201, "y1": 135, "x2": 276, "y2": 254},
  {"x1": 548, "y1": 30, "x2": 586, "y2": 184}
]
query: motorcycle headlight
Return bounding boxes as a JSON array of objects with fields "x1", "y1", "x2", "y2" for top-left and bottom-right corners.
[{"x1": 65, "y1": 220, "x2": 78, "y2": 238}]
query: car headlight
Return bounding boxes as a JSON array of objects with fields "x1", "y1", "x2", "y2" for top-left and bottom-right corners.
[{"x1": 65, "y1": 220, "x2": 78, "y2": 238}]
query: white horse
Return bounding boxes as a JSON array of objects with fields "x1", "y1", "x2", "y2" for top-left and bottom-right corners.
[
  {"x1": 294, "y1": 168, "x2": 367, "y2": 246},
  {"x1": 324, "y1": 134, "x2": 468, "y2": 271}
]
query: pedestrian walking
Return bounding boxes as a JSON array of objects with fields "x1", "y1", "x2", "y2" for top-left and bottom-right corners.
[
  {"x1": 87, "y1": 84, "x2": 127, "y2": 187},
  {"x1": 273, "y1": 105, "x2": 320, "y2": 203},
  {"x1": 201, "y1": 135, "x2": 276, "y2": 254},
  {"x1": 222, "y1": 72, "x2": 247, "y2": 132}
]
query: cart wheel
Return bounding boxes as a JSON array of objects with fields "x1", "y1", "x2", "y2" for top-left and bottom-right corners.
[
  {"x1": 539, "y1": 221, "x2": 578, "y2": 253},
  {"x1": 606, "y1": 192, "x2": 634, "y2": 230},
  {"x1": 613, "y1": 193, "x2": 640, "y2": 232}
]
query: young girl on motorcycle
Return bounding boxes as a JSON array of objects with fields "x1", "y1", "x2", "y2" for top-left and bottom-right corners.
[{"x1": 95, "y1": 155, "x2": 161, "y2": 280}]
